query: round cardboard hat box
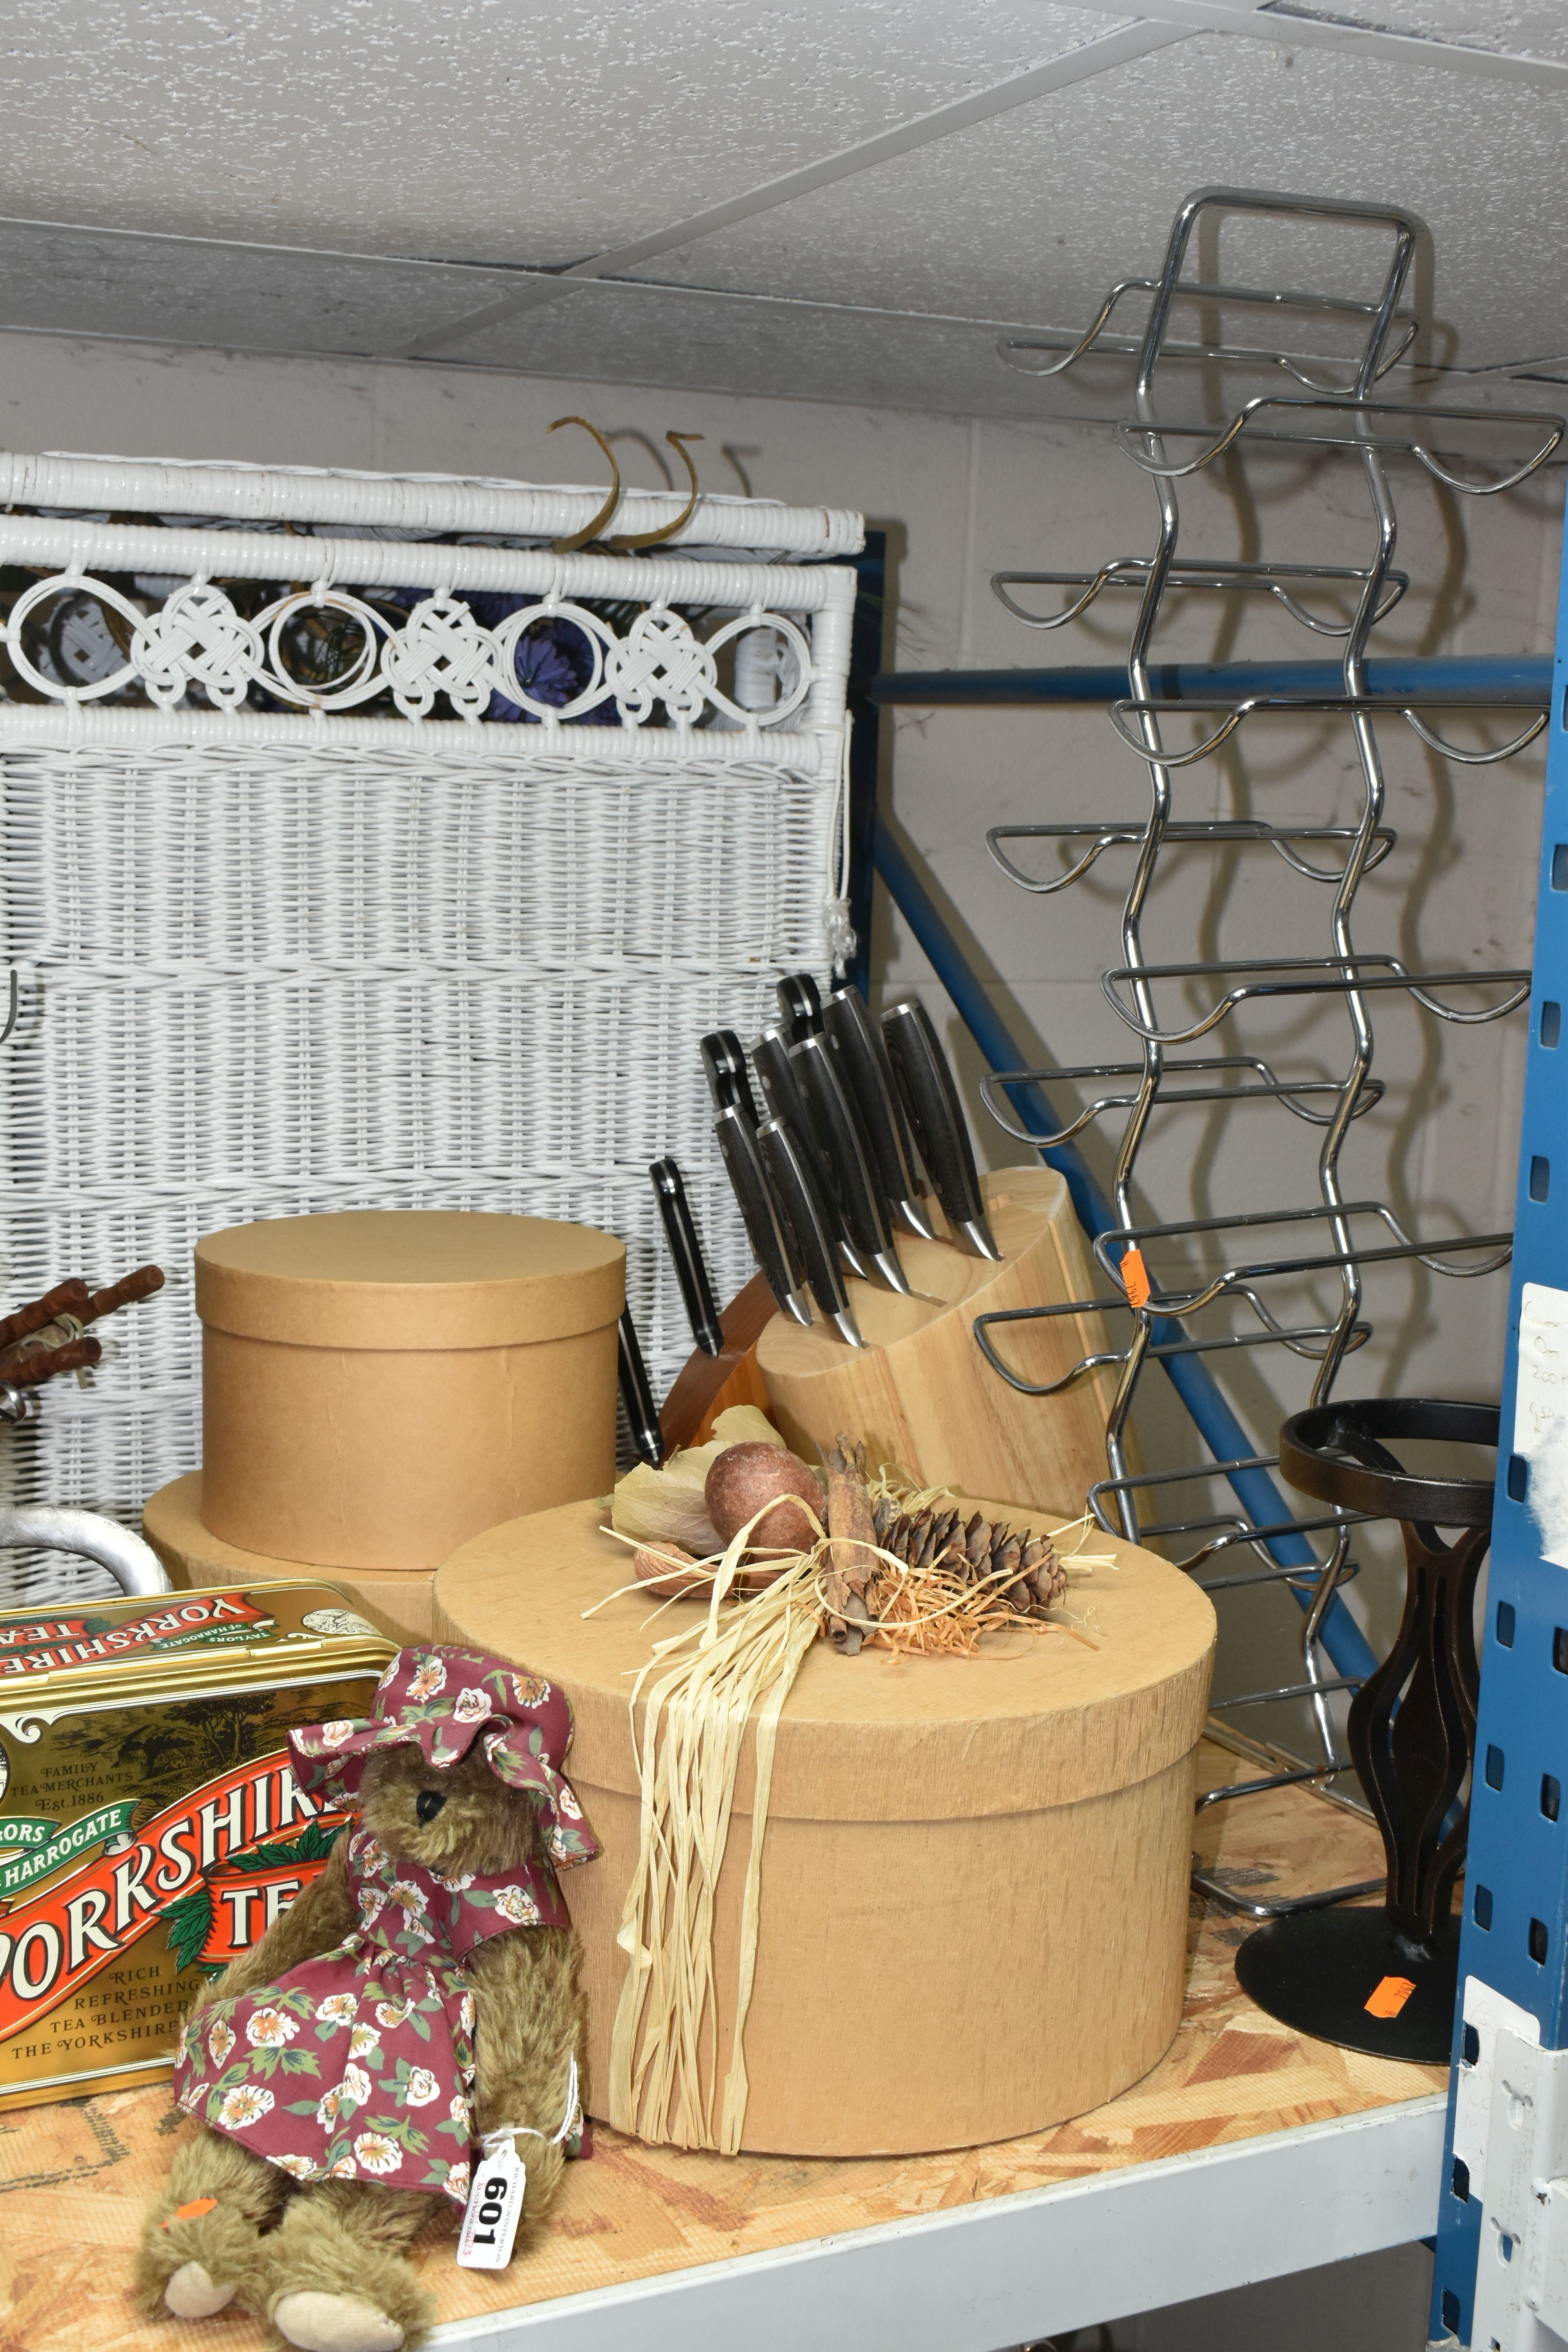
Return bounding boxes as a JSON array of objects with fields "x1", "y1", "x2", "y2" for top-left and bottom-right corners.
[
  {"x1": 434, "y1": 1495, "x2": 1216, "y2": 2158},
  {"x1": 196, "y1": 1210, "x2": 624, "y2": 1573}
]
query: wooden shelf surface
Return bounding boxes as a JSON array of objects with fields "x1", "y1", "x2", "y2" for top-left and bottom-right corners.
[{"x1": 0, "y1": 1741, "x2": 1442, "y2": 2351}]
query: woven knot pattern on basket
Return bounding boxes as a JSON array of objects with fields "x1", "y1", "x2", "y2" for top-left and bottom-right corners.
[
  {"x1": 0, "y1": 740, "x2": 841, "y2": 1602},
  {"x1": 4, "y1": 568, "x2": 815, "y2": 732}
]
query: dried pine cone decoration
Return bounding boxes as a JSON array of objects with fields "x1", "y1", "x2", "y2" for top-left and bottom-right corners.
[{"x1": 870, "y1": 1496, "x2": 1065, "y2": 1617}]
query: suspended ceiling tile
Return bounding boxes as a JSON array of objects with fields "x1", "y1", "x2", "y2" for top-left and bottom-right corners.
[
  {"x1": 0, "y1": 4, "x2": 1559, "y2": 409},
  {"x1": 620, "y1": 34, "x2": 1568, "y2": 371},
  {"x1": 0, "y1": 221, "x2": 1555, "y2": 430},
  {"x1": 0, "y1": 222, "x2": 518, "y2": 355},
  {"x1": 0, "y1": 220, "x2": 1107, "y2": 423},
  {"x1": 1311, "y1": 0, "x2": 1568, "y2": 60},
  {"x1": 440, "y1": 279, "x2": 1071, "y2": 418},
  {"x1": 0, "y1": 0, "x2": 1123, "y2": 262},
  {"x1": 438, "y1": 272, "x2": 1567, "y2": 428}
]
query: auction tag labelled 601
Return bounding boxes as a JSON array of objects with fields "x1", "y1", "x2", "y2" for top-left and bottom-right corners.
[{"x1": 457, "y1": 2143, "x2": 525, "y2": 2270}]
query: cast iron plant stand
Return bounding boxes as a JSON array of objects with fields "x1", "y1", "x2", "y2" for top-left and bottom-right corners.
[{"x1": 1236, "y1": 1398, "x2": 1498, "y2": 2062}]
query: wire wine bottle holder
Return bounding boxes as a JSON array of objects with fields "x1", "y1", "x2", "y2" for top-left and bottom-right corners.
[{"x1": 976, "y1": 186, "x2": 1562, "y2": 1902}]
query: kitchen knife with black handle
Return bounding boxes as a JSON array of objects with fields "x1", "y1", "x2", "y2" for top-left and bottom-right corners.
[
  {"x1": 617, "y1": 1306, "x2": 665, "y2": 1466},
  {"x1": 787, "y1": 1029, "x2": 912, "y2": 1294},
  {"x1": 710, "y1": 1103, "x2": 813, "y2": 1327},
  {"x1": 776, "y1": 971, "x2": 823, "y2": 1043},
  {"x1": 752, "y1": 1026, "x2": 871, "y2": 1283},
  {"x1": 649, "y1": 1157, "x2": 725, "y2": 1357},
  {"x1": 699, "y1": 1029, "x2": 760, "y2": 1124},
  {"x1": 880, "y1": 999, "x2": 1002, "y2": 1260},
  {"x1": 823, "y1": 983, "x2": 937, "y2": 1240},
  {"x1": 780, "y1": 966, "x2": 924, "y2": 1267},
  {"x1": 698, "y1": 1031, "x2": 812, "y2": 1325},
  {"x1": 756, "y1": 1115, "x2": 865, "y2": 1348}
]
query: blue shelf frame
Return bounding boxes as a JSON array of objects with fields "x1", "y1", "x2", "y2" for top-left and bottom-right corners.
[
  {"x1": 1428, "y1": 545, "x2": 1568, "y2": 2341},
  {"x1": 867, "y1": 656, "x2": 1550, "y2": 709}
]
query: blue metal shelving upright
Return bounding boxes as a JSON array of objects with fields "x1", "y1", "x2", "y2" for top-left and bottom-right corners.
[{"x1": 1430, "y1": 524, "x2": 1568, "y2": 2345}]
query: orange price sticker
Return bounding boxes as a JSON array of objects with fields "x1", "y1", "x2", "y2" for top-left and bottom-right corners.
[
  {"x1": 1364, "y1": 1975, "x2": 1416, "y2": 2020},
  {"x1": 163, "y1": 2198, "x2": 218, "y2": 2229},
  {"x1": 1121, "y1": 1247, "x2": 1151, "y2": 1311}
]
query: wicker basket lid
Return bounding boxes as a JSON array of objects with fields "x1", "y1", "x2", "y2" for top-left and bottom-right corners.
[{"x1": 196, "y1": 1210, "x2": 625, "y2": 1350}]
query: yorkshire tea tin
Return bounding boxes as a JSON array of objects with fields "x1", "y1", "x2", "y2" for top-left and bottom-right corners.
[{"x1": 0, "y1": 1580, "x2": 394, "y2": 2111}]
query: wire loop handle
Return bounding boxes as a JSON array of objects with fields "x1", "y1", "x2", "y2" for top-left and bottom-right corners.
[
  {"x1": 1107, "y1": 691, "x2": 1549, "y2": 771},
  {"x1": 987, "y1": 817, "x2": 1398, "y2": 895},
  {"x1": 1097, "y1": 954, "x2": 1531, "y2": 1045},
  {"x1": 1114, "y1": 395, "x2": 1566, "y2": 492},
  {"x1": 991, "y1": 558, "x2": 1408, "y2": 638}
]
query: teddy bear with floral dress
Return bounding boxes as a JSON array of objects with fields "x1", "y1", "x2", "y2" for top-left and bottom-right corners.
[{"x1": 136, "y1": 1645, "x2": 598, "y2": 2352}]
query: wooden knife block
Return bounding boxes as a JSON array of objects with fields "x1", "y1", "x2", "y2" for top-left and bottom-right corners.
[{"x1": 755, "y1": 1164, "x2": 1119, "y2": 1518}]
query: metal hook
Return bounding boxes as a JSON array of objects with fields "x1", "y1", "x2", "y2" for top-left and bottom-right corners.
[
  {"x1": 608, "y1": 433, "x2": 705, "y2": 551},
  {"x1": 547, "y1": 418, "x2": 624, "y2": 553},
  {"x1": 1114, "y1": 396, "x2": 1566, "y2": 492},
  {"x1": 1401, "y1": 706, "x2": 1548, "y2": 764}
]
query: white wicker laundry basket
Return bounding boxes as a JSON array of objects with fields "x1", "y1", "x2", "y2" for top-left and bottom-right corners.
[{"x1": 0, "y1": 450, "x2": 864, "y2": 1600}]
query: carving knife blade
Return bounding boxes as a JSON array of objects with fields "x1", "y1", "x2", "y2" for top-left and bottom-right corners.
[
  {"x1": 756, "y1": 1114, "x2": 866, "y2": 1348},
  {"x1": 786, "y1": 1029, "x2": 911, "y2": 1294},
  {"x1": 823, "y1": 982, "x2": 937, "y2": 1240},
  {"x1": 881, "y1": 999, "x2": 1002, "y2": 1260},
  {"x1": 753, "y1": 1026, "x2": 871, "y2": 1283},
  {"x1": 711, "y1": 1103, "x2": 813, "y2": 1327}
]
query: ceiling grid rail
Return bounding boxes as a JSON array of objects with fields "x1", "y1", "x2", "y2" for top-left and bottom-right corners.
[{"x1": 0, "y1": 2, "x2": 1562, "y2": 388}]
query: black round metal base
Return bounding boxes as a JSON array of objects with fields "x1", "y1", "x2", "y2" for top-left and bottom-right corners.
[{"x1": 1234, "y1": 1906, "x2": 1461, "y2": 2062}]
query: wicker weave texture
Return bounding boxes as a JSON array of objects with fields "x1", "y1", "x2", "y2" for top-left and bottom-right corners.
[
  {"x1": 0, "y1": 741, "x2": 840, "y2": 1601},
  {"x1": 0, "y1": 450, "x2": 860, "y2": 1602},
  {"x1": 0, "y1": 448, "x2": 866, "y2": 557}
]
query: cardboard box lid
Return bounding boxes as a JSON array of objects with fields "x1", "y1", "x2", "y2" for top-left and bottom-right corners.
[
  {"x1": 196, "y1": 1210, "x2": 625, "y2": 1349},
  {"x1": 433, "y1": 1499, "x2": 1217, "y2": 1823}
]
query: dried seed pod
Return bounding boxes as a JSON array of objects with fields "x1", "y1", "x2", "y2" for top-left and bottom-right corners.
[
  {"x1": 873, "y1": 1495, "x2": 1065, "y2": 1611},
  {"x1": 1032, "y1": 1548, "x2": 1069, "y2": 1610},
  {"x1": 633, "y1": 1543, "x2": 709, "y2": 1600},
  {"x1": 705, "y1": 1441, "x2": 824, "y2": 1555},
  {"x1": 833, "y1": 1587, "x2": 874, "y2": 1657},
  {"x1": 930, "y1": 1508, "x2": 961, "y2": 1568},
  {"x1": 825, "y1": 1432, "x2": 880, "y2": 1607}
]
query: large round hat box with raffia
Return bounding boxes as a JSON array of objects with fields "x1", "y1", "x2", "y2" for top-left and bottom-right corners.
[{"x1": 433, "y1": 1496, "x2": 1216, "y2": 2158}]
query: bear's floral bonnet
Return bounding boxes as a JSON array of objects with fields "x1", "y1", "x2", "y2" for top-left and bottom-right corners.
[{"x1": 289, "y1": 1644, "x2": 598, "y2": 1870}]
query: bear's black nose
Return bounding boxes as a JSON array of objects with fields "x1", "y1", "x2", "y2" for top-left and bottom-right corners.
[{"x1": 416, "y1": 1790, "x2": 447, "y2": 1824}]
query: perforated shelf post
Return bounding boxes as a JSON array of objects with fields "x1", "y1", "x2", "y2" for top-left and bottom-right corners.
[{"x1": 1430, "y1": 519, "x2": 1568, "y2": 2348}]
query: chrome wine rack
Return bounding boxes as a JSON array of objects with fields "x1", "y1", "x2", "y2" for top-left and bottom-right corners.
[{"x1": 975, "y1": 186, "x2": 1561, "y2": 1863}]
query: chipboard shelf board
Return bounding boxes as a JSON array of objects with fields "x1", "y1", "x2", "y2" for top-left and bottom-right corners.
[{"x1": 426, "y1": 2098, "x2": 1446, "y2": 2352}]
